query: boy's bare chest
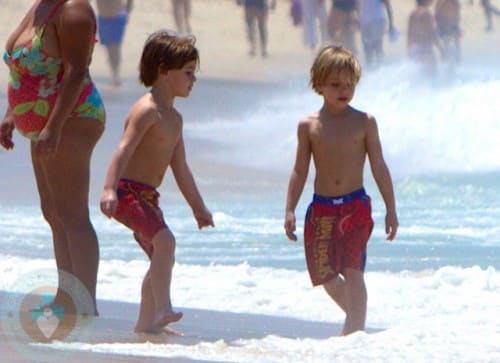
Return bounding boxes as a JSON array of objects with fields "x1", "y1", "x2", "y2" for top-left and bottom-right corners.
[{"x1": 312, "y1": 122, "x2": 364, "y2": 151}]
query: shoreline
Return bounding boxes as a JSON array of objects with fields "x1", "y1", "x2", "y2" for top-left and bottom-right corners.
[{"x1": 0, "y1": 291, "x2": 352, "y2": 362}]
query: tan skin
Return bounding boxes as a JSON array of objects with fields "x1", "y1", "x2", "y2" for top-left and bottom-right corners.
[
  {"x1": 407, "y1": 0, "x2": 443, "y2": 72},
  {"x1": 435, "y1": 0, "x2": 461, "y2": 64},
  {"x1": 100, "y1": 60, "x2": 213, "y2": 333},
  {"x1": 284, "y1": 69, "x2": 398, "y2": 335},
  {"x1": 328, "y1": 0, "x2": 360, "y2": 54},
  {"x1": 0, "y1": 0, "x2": 104, "y2": 314}
]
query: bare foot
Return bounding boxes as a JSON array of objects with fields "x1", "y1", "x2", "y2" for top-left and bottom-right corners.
[
  {"x1": 161, "y1": 326, "x2": 183, "y2": 336},
  {"x1": 135, "y1": 324, "x2": 183, "y2": 335},
  {"x1": 152, "y1": 310, "x2": 183, "y2": 330}
]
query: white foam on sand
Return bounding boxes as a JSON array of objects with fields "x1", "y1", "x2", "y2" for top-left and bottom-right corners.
[{"x1": 1, "y1": 256, "x2": 499, "y2": 362}]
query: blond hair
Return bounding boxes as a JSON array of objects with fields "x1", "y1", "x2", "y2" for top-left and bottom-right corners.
[{"x1": 310, "y1": 46, "x2": 362, "y2": 94}]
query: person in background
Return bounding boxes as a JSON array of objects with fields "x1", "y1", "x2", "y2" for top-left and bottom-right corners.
[
  {"x1": 407, "y1": 0, "x2": 443, "y2": 78},
  {"x1": 237, "y1": 0, "x2": 277, "y2": 57},
  {"x1": 481, "y1": 0, "x2": 500, "y2": 31},
  {"x1": 95, "y1": 0, "x2": 133, "y2": 86},
  {"x1": 300, "y1": 0, "x2": 329, "y2": 50},
  {"x1": 328, "y1": 0, "x2": 359, "y2": 55},
  {"x1": 284, "y1": 46, "x2": 398, "y2": 336},
  {"x1": 358, "y1": 0, "x2": 396, "y2": 68},
  {"x1": 172, "y1": 0, "x2": 192, "y2": 35},
  {"x1": 435, "y1": 0, "x2": 461, "y2": 68},
  {"x1": 100, "y1": 31, "x2": 213, "y2": 333},
  {"x1": 0, "y1": 0, "x2": 106, "y2": 314}
]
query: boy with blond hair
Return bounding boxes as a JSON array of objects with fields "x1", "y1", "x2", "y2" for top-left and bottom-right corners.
[
  {"x1": 284, "y1": 46, "x2": 398, "y2": 335},
  {"x1": 100, "y1": 31, "x2": 213, "y2": 333}
]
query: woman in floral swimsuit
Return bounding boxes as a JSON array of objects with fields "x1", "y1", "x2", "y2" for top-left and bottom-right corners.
[{"x1": 0, "y1": 0, "x2": 105, "y2": 314}]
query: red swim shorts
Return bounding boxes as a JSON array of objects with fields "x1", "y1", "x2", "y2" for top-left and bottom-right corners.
[
  {"x1": 113, "y1": 179, "x2": 167, "y2": 259},
  {"x1": 304, "y1": 189, "x2": 374, "y2": 286}
]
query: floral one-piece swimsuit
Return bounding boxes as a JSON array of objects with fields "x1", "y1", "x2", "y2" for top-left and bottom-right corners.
[{"x1": 2, "y1": 0, "x2": 105, "y2": 141}]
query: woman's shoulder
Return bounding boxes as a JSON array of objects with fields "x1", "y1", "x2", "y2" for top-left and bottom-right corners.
[{"x1": 58, "y1": 0, "x2": 96, "y2": 24}]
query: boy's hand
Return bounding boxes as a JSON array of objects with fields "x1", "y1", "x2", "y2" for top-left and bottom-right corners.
[
  {"x1": 100, "y1": 189, "x2": 118, "y2": 218},
  {"x1": 284, "y1": 211, "x2": 297, "y2": 242},
  {"x1": 385, "y1": 212, "x2": 398, "y2": 241},
  {"x1": 194, "y1": 207, "x2": 214, "y2": 229}
]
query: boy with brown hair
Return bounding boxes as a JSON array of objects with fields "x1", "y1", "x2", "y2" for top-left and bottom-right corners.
[
  {"x1": 100, "y1": 31, "x2": 214, "y2": 334},
  {"x1": 284, "y1": 46, "x2": 398, "y2": 336}
]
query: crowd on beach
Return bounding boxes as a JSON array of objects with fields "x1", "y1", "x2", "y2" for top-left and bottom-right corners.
[{"x1": 94, "y1": 0, "x2": 500, "y2": 86}]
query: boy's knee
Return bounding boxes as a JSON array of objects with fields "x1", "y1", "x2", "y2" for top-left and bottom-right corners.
[{"x1": 151, "y1": 229, "x2": 176, "y2": 254}]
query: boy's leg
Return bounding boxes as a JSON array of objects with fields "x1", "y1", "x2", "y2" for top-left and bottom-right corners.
[
  {"x1": 341, "y1": 267, "x2": 367, "y2": 335},
  {"x1": 150, "y1": 228, "x2": 183, "y2": 328},
  {"x1": 322, "y1": 275, "x2": 347, "y2": 313},
  {"x1": 134, "y1": 269, "x2": 156, "y2": 332}
]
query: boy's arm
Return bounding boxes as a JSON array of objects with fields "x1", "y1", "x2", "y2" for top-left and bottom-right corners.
[
  {"x1": 284, "y1": 119, "x2": 311, "y2": 242},
  {"x1": 170, "y1": 131, "x2": 214, "y2": 229},
  {"x1": 100, "y1": 108, "x2": 154, "y2": 218},
  {"x1": 365, "y1": 115, "x2": 398, "y2": 241}
]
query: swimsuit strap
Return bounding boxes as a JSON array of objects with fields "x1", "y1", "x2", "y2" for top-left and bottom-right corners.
[{"x1": 42, "y1": 0, "x2": 68, "y2": 26}]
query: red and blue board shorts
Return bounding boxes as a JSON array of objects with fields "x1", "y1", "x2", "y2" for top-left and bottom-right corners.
[
  {"x1": 304, "y1": 188, "x2": 374, "y2": 286},
  {"x1": 113, "y1": 179, "x2": 167, "y2": 259}
]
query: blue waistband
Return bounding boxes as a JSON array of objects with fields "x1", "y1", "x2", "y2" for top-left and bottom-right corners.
[{"x1": 313, "y1": 188, "x2": 366, "y2": 206}]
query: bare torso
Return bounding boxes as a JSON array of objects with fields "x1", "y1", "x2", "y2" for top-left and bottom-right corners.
[
  {"x1": 408, "y1": 7, "x2": 436, "y2": 47},
  {"x1": 122, "y1": 94, "x2": 182, "y2": 188},
  {"x1": 308, "y1": 107, "x2": 367, "y2": 196},
  {"x1": 435, "y1": 0, "x2": 460, "y2": 27}
]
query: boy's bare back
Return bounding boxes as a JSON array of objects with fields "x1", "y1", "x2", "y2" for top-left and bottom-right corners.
[{"x1": 120, "y1": 93, "x2": 183, "y2": 189}]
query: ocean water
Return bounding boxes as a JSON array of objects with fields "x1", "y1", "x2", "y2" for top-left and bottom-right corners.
[{"x1": 1, "y1": 59, "x2": 499, "y2": 362}]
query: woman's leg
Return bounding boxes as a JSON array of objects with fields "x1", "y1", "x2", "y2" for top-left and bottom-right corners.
[{"x1": 34, "y1": 117, "x2": 104, "y2": 314}]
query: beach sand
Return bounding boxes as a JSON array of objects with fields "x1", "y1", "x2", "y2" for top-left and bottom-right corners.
[{"x1": 1, "y1": 0, "x2": 499, "y2": 361}]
